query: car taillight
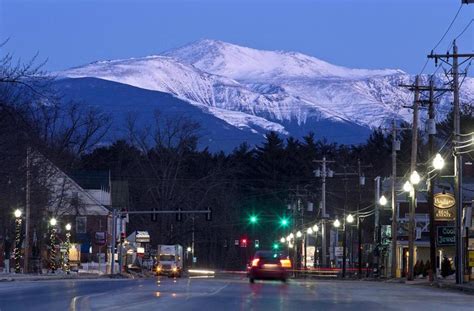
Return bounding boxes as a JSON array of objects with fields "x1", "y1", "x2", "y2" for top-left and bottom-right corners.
[
  {"x1": 280, "y1": 259, "x2": 291, "y2": 268},
  {"x1": 251, "y1": 258, "x2": 260, "y2": 267}
]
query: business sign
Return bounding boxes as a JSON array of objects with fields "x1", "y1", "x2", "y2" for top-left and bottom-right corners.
[
  {"x1": 437, "y1": 226, "x2": 455, "y2": 246},
  {"x1": 434, "y1": 193, "x2": 456, "y2": 221}
]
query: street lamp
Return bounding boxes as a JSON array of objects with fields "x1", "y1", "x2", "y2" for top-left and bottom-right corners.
[
  {"x1": 379, "y1": 195, "x2": 388, "y2": 206},
  {"x1": 64, "y1": 223, "x2": 71, "y2": 274},
  {"x1": 403, "y1": 181, "x2": 413, "y2": 193},
  {"x1": 49, "y1": 217, "x2": 58, "y2": 273},
  {"x1": 312, "y1": 224, "x2": 319, "y2": 232},
  {"x1": 296, "y1": 231, "x2": 302, "y2": 238},
  {"x1": 307, "y1": 227, "x2": 313, "y2": 234},
  {"x1": 280, "y1": 237, "x2": 286, "y2": 243},
  {"x1": 14, "y1": 209, "x2": 22, "y2": 273},
  {"x1": 333, "y1": 219, "x2": 341, "y2": 228},
  {"x1": 186, "y1": 246, "x2": 192, "y2": 252},
  {"x1": 346, "y1": 214, "x2": 354, "y2": 224},
  {"x1": 433, "y1": 153, "x2": 445, "y2": 170},
  {"x1": 410, "y1": 171, "x2": 421, "y2": 185}
]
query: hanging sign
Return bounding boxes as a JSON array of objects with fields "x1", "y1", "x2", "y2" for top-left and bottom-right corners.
[{"x1": 434, "y1": 193, "x2": 456, "y2": 221}]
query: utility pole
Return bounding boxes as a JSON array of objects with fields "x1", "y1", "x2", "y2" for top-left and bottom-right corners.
[
  {"x1": 391, "y1": 120, "x2": 398, "y2": 278},
  {"x1": 427, "y1": 78, "x2": 437, "y2": 282},
  {"x1": 408, "y1": 75, "x2": 420, "y2": 282},
  {"x1": 428, "y1": 41, "x2": 474, "y2": 284},
  {"x1": 374, "y1": 176, "x2": 381, "y2": 276},
  {"x1": 399, "y1": 79, "x2": 450, "y2": 281},
  {"x1": 399, "y1": 75, "x2": 420, "y2": 281},
  {"x1": 24, "y1": 147, "x2": 31, "y2": 274},
  {"x1": 313, "y1": 157, "x2": 334, "y2": 267}
]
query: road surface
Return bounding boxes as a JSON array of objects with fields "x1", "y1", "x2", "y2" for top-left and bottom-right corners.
[{"x1": 0, "y1": 276, "x2": 473, "y2": 310}]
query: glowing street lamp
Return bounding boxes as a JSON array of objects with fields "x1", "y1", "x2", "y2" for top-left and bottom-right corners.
[
  {"x1": 296, "y1": 231, "x2": 302, "y2": 238},
  {"x1": 333, "y1": 219, "x2": 341, "y2": 228},
  {"x1": 433, "y1": 153, "x2": 445, "y2": 170},
  {"x1": 49, "y1": 218, "x2": 57, "y2": 226},
  {"x1": 187, "y1": 246, "x2": 192, "y2": 252},
  {"x1": 280, "y1": 237, "x2": 286, "y2": 243},
  {"x1": 403, "y1": 181, "x2": 413, "y2": 192},
  {"x1": 14, "y1": 209, "x2": 22, "y2": 218},
  {"x1": 312, "y1": 224, "x2": 319, "y2": 232},
  {"x1": 379, "y1": 195, "x2": 388, "y2": 206},
  {"x1": 307, "y1": 227, "x2": 313, "y2": 234},
  {"x1": 410, "y1": 171, "x2": 421, "y2": 185},
  {"x1": 346, "y1": 214, "x2": 354, "y2": 224}
]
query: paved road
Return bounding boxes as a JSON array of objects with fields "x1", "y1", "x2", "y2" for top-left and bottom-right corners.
[{"x1": 0, "y1": 276, "x2": 473, "y2": 311}]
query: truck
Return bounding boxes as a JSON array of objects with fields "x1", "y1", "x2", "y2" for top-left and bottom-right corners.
[{"x1": 155, "y1": 244, "x2": 183, "y2": 277}]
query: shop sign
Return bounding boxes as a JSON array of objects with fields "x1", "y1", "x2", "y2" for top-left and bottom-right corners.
[
  {"x1": 437, "y1": 226, "x2": 455, "y2": 246},
  {"x1": 434, "y1": 193, "x2": 456, "y2": 221},
  {"x1": 469, "y1": 251, "x2": 474, "y2": 268}
]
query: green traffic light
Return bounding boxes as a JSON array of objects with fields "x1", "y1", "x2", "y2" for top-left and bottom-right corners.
[
  {"x1": 249, "y1": 215, "x2": 258, "y2": 224},
  {"x1": 279, "y1": 217, "x2": 289, "y2": 227},
  {"x1": 272, "y1": 243, "x2": 279, "y2": 250}
]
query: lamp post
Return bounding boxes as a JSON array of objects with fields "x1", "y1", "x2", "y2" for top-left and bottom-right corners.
[
  {"x1": 14, "y1": 209, "x2": 22, "y2": 273},
  {"x1": 49, "y1": 218, "x2": 57, "y2": 273},
  {"x1": 341, "y1": 214, "x2": 354, "y2": 278},
  {"x1": 428, "y1": 153, "x2": 444, "y2": 281},
  {"x1": 407, "y1": 171, "x2": 420, "y2": 281},
  {"x1": 64, "y1": 223, "x2": 71, "y2": 274}
]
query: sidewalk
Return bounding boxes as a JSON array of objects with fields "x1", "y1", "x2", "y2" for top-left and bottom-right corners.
[
  {"x1": 0, "y1": 272, "x2": 110, "y2": 282},
  {"x1": 386, "y1": 277, "x2": 474, "y2": 294}
]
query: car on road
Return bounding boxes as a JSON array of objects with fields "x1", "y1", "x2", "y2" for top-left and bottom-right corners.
[{"x1": 247, "y1": 250, "x2": 290, "y2": 283}]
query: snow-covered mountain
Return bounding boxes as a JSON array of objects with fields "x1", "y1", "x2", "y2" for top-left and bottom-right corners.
[{"x1": 58, "y1": 39, "x2": 474, "y2": 149}]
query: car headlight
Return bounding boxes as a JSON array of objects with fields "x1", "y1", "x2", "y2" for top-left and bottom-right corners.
[{"x1": 172, "y1": 267, "x2": 177, "y2": 272}]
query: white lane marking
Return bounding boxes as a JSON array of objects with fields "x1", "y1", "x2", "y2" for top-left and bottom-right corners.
[{"x1": 184, "y1": 282, "x2": 229, "y2": 301}]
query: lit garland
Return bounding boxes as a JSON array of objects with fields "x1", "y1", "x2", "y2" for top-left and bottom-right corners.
[
  {"x1": 50, "y1": 227, "x2": 57, "y2": 273},
  {"x1": 14, "y1": 217, "x2": 22, "y2": 273}
]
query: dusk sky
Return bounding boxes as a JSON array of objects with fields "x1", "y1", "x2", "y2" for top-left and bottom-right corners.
[{"x1": 1, "y1": 0, "x2": 473, "y2": 74}]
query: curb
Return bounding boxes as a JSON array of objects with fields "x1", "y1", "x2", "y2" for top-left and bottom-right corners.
[{"x1": 0, "y1": 274, "x2": 110, "y2": 282}]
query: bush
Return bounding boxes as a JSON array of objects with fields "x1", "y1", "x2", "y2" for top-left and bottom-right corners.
[
  {"x1": 414, "y1": 260, "x2": 420, "y2": 277},
  {"x1": 423, "y1": 260, "x2": 431, "y2": 277},
  {"x1": 441, "y1": 257, "x2": 453, "y2": 278}
]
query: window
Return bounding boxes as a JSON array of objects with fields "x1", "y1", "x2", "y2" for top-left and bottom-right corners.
[{"x1": 76, "y1": 216, "x2": 87, "y2": 234}]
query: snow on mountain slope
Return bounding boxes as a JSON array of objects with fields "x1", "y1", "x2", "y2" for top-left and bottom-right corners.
[
  {"x1": 165, "y1": 39, "x2": 474, "y2": 128},
  {"x1": 60, "y1": 53, "x2": 339, "y2": 134},
  {"x1": 59, "y1": 39, "x2": 474, "y2": 144},
  {"x1": 165, "y1": 39, "x2": 404, "y2": 81}
]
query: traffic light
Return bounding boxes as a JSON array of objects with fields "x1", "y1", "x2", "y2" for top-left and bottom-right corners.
[
  {"x1": 279, "y1": 217, "x2": 289, "y2": 227},
  {"x1": 240, "y1": 238, "x2": 247, "y2": 248},
  {"x1": 176, "y1": 208, "x2": 182, "y2": 222},
  {"x1": 151, "y1": 208, "x2": 157, "y2": 222},
  {"x1": 249, "y1": 214, "x2": 258, "y2": 224},
  {"x1": 206, "y1": 208, "x2": 212, "y2": 221},
  {"x1": 272, "y1": 242, "x2": 279, "y2": 250},
  {"x1": 254, "y1": 239, "x2": 260, "y2": 248}
]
